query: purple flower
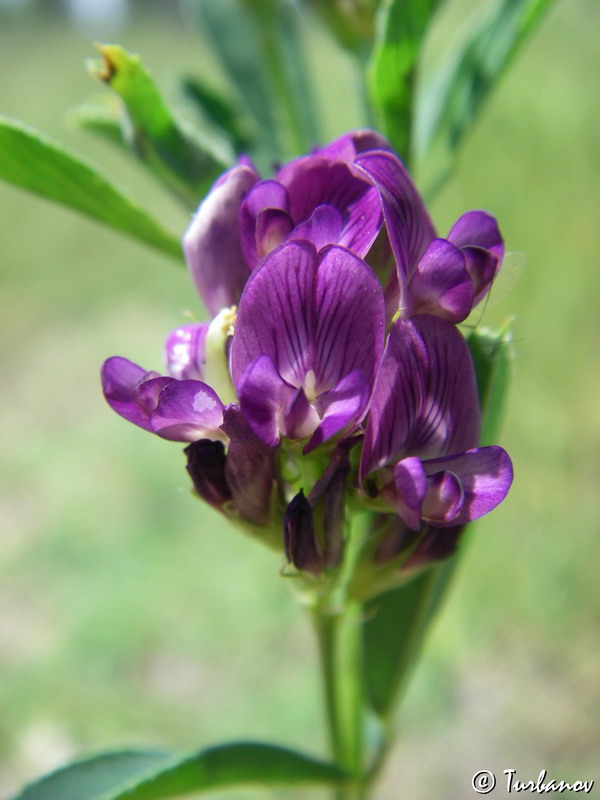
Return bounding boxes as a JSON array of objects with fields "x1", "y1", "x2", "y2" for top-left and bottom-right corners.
[
  {"x1": 102, "y1": 129, "x2": 514, "y2": 576},
  {"x1": 183, "y1": 130, "x2": 504, "y2": 327},
  {"x1": 230, "y1": 240, "x2": 385, "y2": 451},
  {"x1": 360, "y1": 315, "x2": 512, "y2": 530},
  {"x1": 101, "y1": 356, "x2": 225, "y2": 442},
  {"x1": 164, "y1": 322, "x2": 209, "y2": 380},
  {"x1": 350, "y1": 152, "x2": 504, "y2": 322},
  {"x1": 183, "y1": 131, "x2": 393, "y2": 315}
]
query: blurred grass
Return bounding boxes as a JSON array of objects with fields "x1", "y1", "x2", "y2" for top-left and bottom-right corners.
[{"x1": 0, "y1": 2, "x2": 598, "y2": 799}]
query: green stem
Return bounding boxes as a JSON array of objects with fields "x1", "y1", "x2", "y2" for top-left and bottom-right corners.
[{"x1": 312, "y1": 600, "x2": 367, "y2": 800}]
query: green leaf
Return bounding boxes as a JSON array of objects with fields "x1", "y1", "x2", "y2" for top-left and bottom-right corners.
[
  {"x1": 369, "y1": 0, "x2": 443, "y2": 163},
  {"x1": 362, "y1": 560, "x2": 455, "y2": 716},
  {"x1": 14, "y1": 743, "x2": 346, "y2": 800},
  {"x1": 0, "y1": 116, "x2": 183, "y2": 261},
  {"x1": 262, "y1": 0, "x2": 321, "y2": 155},
  {"x1": 69, "y1": 94, "x2": 126, "y2": 148},
  {"x1": 416, "y1": 0, "x2": 557, "y2": 193},
  {"x1": 466, "y1": 322, "x2": 514, "y2": 444},
  {"x1": 107, "y1": 742, "x2": 346, "y2": 799},
  {"x1": 186, "y1": 0, "x2": 279, "y2": 159},
  {"x1": 186, "y1": 0, "x2": 320, "y2": 160},
  {"x1": 14, "y1": 750, "x2": 174, "y2": 800},
  {"x1": 180, "y1": 75, "x2": 252, "y2": 153},
  {"x1": 88, "y1": 45, "x2": 229, "y2": 207}
]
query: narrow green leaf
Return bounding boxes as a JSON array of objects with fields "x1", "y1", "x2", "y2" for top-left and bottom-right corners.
[
  {"x1": 466, "y1": 322, "x2": 514, "y2": 444},
  {"x1": 260, "y1": 0, "x2": 321, "y2": 154},
  {"x1": 107, "y1": 742, "x2": 346, "y2": 799},
  {"x1": 14, "y1": 750, "x2": 174, "y2": 800},
  {"x1": 186, "y1": 0, "x2": 320, "y2": 160},
  {"x1": 363, "y1": 560, "x2": 454, "y2": 716},
  {"x1": 88, "y1": 45, "x2": 229, "y2": 207},
  {"x1": 416, "y1": 0, "x2": 557, "y2": 191},
  {"x1": 369, "y1": 0, "x2": 443, "y2": 163},
  {"x1": 180, "y1": 75, "x2": 252, "y2": 153},
  {"x1": 0, "y1": 116, "x2": 183, "y2": 261},
  {"x1": 14, "y1": 743, "x2": 346, "y2": 800},
  {"x1": 185, "y1": 0, "x2": 279, "y2": 159}
]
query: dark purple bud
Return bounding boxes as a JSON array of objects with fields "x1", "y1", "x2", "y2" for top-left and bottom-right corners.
[
  {"x1": 308, "y1": 438, "x2": 357, "y2": 567},
  {"x1": 221, "y1": 406, "x2": 277, "y2": 526},
  {"x1": 284, "y1": 491, "x2": 324, "y2": 575},
  {"x1": 184, "y1": 439, "x2": 232, "y2": 511}
]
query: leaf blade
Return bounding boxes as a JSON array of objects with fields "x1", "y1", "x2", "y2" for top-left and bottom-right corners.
[
  {"x1": 89, "y1": 45, "x2": 229, "y2": 206},
  {"x1": 0, "y1": 115, "x2": 183, "y2": 260},
  {"x1": 13, "y1": 743, "x2": 346, "y2": 800},
  {"x1": 14, "y1": 750, "x2": 174, "y2": 800},
  {"x1": 416, "y1": 0, "x2": 558, "y2": 190},
  {"x1": 106, "y1": 742, "x2": 347, "y2": 799},
  {"x1": 369, "y1": 0, "x2": 443, "y2": 163}
]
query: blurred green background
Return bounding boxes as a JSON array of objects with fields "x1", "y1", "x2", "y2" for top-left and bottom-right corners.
[{"x1": 0, "y1": 1, "x2": 598, "y2": 798}]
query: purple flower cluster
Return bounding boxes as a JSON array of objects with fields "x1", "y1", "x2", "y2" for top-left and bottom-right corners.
[{"x1": 102, "y1": 131, "x2": 512, "y2": 578}]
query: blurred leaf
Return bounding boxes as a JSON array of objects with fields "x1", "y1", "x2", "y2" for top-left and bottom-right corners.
[
  {"x1": 0, "y1": 116, "x2": 183, "y2": 261},
  {"x1": 466, "y1": 321, "x2": 514, "y2": 444},
  {"x1": 107, "y1": 742, "x2": 346, "y2": 798},
  {"x1": 185, "y1": 0, "x2": 279, "y2": 158},
  {"x1": 14, "y1": 751, "x2": 174, "y2": 800},
  {"x1": 15, "y1": 743, "x2": 347, "y2": 799},
  {"x1": 262, "y1": 0, "x2": 321, "y2": 154},
  {"x1": 186, "y1": 0, "x2": 319, "y2": 160},
  {"x1": 369, "y1": 0, "x2": 443, "y2": 163},
  {"x1": 88, "y1": 45, "x2": 229, "y2": 207},
  {"x1": 180, "y1": 75, "x2": 252, "y2": 153},
  {"x1": 306, "y1": 0, "x2": 378, "y2": 53},
  {"x1": 69, "y1": 94, "x2": 126, "y2": 148},
  {"x1": 362, "y1": 559, "x2": 455, "y2": 716},
  {"x1": 416, "y1": 0, "x2": 557, "y2": 192}
]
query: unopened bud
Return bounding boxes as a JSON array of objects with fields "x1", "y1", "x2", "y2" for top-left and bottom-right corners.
[{"x1": 284, "y1": 491, "x2": 324, "y2": 575}]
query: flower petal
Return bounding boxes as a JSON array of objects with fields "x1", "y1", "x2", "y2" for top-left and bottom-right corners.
[
  {"x1": 388, "y1": 456, "x2": 427, "y2": 531},
  {"x1": 235, "y1": 354, "x2": 293, "y2": 446},
  {"x1": 313, "y1": 129, "x2": 391, "y2": 161},
  {"x1": 150, "y1": 380, "x2": 224, "y2": 442},
  {"x1": 164, "y1": 322, "x2": 209, "y2": 380},
  {"x1": 239, "y1": 179, "x2": 290, "y2": 269},
  {"x1": 360, "y1": 316, "x2": 481, "y2": 480},
  {"x1": 448, "y1": 210, "x2": 504, "y2": 261},
  {"x1": 183, "y1": 164, "x2": 258, "y2": 316},
  {"x1": 231, "y1": 241, "x2": 385, "y2": 398},
  {"x1": 101, "y1": 356, "x2": 159, "y2": 431},
  {"x1": 305, "y1": 369, "x2": 370, "y2": 453},
  {"x1": 287, "y1": 204, "x2": 343, "y2": 251},
  {"x1": 461, "y1": 246, "x2": 500, "y2": 305},
  {"x1": 277, "y1": 159, "x2": 382, "y2": 257},
  {"x1": 282, "y1": 387, "x2": 321, "y2": 441},
  {"x1": 353, "y1": 151, "x2": 436, "y2": 289},
  {"x1": 409, "y1": 238, "x2": 474, "y2": 322},
  {"x1": 421, "y1": 470, "x2": 464, "y2": 525},
  {"x1": 422, "y1": 446, "x2": 513, "y2": 525},
  {"x1": 255, "y1": 208, "x2": 294, "y2": 259}
]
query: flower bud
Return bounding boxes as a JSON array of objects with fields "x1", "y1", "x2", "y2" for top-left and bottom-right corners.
[
  {"x1": 185, "y1": 439, "x2": 232, "y2": 511},
  {"x1": 284, "y1": 491, "x2": 324, "y2": 575}
]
